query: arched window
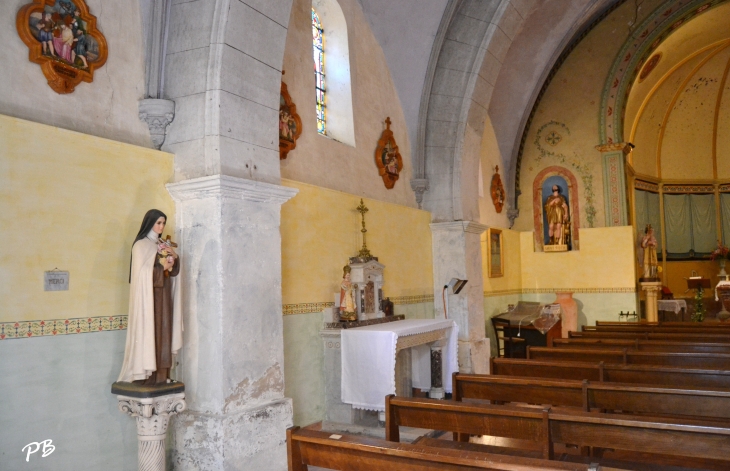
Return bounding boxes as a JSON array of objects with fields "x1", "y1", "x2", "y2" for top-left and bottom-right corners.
[{"x1": 312, "y1": 8, "x2": 326, "y2": 135}]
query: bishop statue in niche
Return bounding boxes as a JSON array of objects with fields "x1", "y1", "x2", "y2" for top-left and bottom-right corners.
[{"x1": 542, "y1": 178, "x2": 571, "y2": 251}]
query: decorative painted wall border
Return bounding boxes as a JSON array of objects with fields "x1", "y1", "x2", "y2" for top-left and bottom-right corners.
[
  {"x1": 635, "y1": 179, "x2": 660, "y2": 192},
  {"x1": 0, "y1": 315, "x2": 127, "y2": 340},
  {"x1": 720, "y1": 184, "x2": 730, "y2": 191},
  {"x1": 282, "y1": 294, "x2": 435, "y2": 316},
  {"x1": 485, "y1": 287, "x2": 636, "y2": 297},
  {"x1": 662, "y1": 184, "x2": 714, "y2": 193},
  {"x1": 390, "y1": 294, "x2": 435, "y2": 305},
  {"x1": 484, "y1": 289, "x2": 523, "y2": 297},
  {"x1": 283, "y1": 302, "x2": 335, "y2": 316}
]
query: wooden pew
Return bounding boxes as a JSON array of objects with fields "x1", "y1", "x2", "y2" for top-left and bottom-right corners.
[
  {"x1": 491, "y1": 358, "x2": 604, "y2": 381},
  {"x1": 583, "y1": 325, "x2": 730, "y2": 334},
  {"x1": 595, "y1": 321, "x2": 730, "y2": 328},
  {"x1": 286, "y1": 426, "x2": 610, "y2": 471},
  {"x1": 492, "y1": 358, "x2": 730, "y2": 389},
  {"x1": 384, "y1": 396, "x2": 730, "y2": 466},
  {"x1": 569, "y1": 330, "x2": 730, "y2": 342},
  {"x1": 527, "y1": 347, "x2": 626, "y2": 365},
  {"x1": 452, "y1": 373, "x2": 730, "y2": 420},
  {"x1": 527, "y1": 346, "x2": 730, "y2": 369},
  {"x1": 551, "y1": 338, "x2": 730, "y2": 354}
]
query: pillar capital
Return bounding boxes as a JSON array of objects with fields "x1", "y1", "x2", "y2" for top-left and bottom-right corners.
[
  {"x1": 166, "y1": 174, "x2": 298, "y2": 204},
  {"x1": 430, "y1": 221, "x2": 488, "y2": 235}
]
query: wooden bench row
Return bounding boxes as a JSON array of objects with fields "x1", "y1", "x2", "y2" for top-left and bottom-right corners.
[
  {"x1": 452, "y1": 373, "x2": 730, "y2": 420},
  {"x1": 569, "y1": 330, "x2": 730, "y2": 342},
  {"x1": 491, "y1": 357, "x2": 730, "y2": 389},
  {"x1": 583, "y1": 325, "x2": 730, "y2": 334},
  {"x1": 596, "y1": 321, "x2": 730, "y2": 328},
  {"x1": 551, "y1": 337, "x2": 730, "y2": 353},
  {"x1": 384, "y1": 395, "x2": 730, "y2": 466},
  {"x1": 287, "y1": 427, "x2": 612, "y2": 471},
  {"x1": 527, "y1": 346, "x2": 730, "y2": 369}
]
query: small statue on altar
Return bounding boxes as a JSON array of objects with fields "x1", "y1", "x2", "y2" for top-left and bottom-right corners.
[
  {"x1": 339, "y1": 265, "x2": 357, "y2": 322},
  {"x1": 544, "y1": 185, "x2": 570, "y2": 247},
  {"x1": 640, "y1": 224, "x2": 658, "y2": 280}
]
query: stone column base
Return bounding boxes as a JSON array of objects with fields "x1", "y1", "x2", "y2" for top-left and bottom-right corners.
[
  {"x1": 171, "y1": 398, "x2": 292, "y2": 471},
  {"x1": 457, "y1": 338, "x2": 490, "y2": 374}
]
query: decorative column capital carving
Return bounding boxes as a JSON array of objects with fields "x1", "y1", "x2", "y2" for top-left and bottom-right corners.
[
  {"x1": 118, "y1": 393, "x2": 186, "y2": 439},
  {"x1": 139, "y1": 98, "x2": 175, "y2": 149},
  {"x1": 506, "y1": 208, "x2": 519, "y2": 228},
  {"x1": 410, "y1": 178, "x2": 430, "y2": 209}
]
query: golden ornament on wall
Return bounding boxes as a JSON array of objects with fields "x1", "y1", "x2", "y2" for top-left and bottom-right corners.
[
  {"x1": 17, "y1": 0, "x2": 108, "y2": 94},
  {"x1": 279, "y1": 76, "x2": 302, "y2": 160},
  {"x1": 374, "y1": 117, "x2": 403, "y2": 189},
  {"x1": 490, "y1": 165, "x2": 506, "y2": 213}
]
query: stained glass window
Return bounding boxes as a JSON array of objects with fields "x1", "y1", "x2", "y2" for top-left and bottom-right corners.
[{"x1": 312, "y1": 8, "x2": 326, "y2": 135}]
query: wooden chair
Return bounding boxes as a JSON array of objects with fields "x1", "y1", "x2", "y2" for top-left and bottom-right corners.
[{"x1": 491, "y1": 317, "x2": 526, "y2": 358}]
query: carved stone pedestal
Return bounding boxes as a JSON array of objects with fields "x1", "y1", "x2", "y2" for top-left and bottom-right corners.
[
  {"x1": 640, "y1": 281, "x2": 662, "y2": 322},
  {"x1": 113, "y1": 382, "x2": 186, "y2": 471}
]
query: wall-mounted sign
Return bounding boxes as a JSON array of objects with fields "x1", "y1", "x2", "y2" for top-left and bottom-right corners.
[{"x1": 44, "y1": 271, "x2": 69, "y2": 291}]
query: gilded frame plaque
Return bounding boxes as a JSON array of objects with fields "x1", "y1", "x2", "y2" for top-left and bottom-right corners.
[
  {"x1": 374, "y1": 117, "x2": 403, "y2": 189},
  {"x1": 17, "y1": 0, "x2": 108, "y2": 94},
  {"x1": 279, "y1": 80, "x2": 302, "y2": 160}
]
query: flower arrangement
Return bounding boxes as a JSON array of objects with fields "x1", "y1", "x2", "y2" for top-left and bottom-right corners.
[{"x1": 710, "y1": 241, "x2": 730, "y2": 261}]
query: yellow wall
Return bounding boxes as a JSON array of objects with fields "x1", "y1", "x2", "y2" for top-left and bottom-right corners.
[
  {"x1": 280, "y1": 180, "x2": 433, "y2": 305},
  {"x1": 664, "y1": 261, "x2": 719, "y2": 298},
  {"x1": 0, "y1": 115, "x2": 175, "y2": 323},
  {"x1": 482, "y1": 228, "x2": 522, "y2": 294},
  {"x1": 520, "y1": 226, "x2": 636, "y2": 290}
]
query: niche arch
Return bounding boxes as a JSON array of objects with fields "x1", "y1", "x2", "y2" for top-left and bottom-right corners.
[{"x1": 533, "y1": 166, "x2": 581, "y2": 251}]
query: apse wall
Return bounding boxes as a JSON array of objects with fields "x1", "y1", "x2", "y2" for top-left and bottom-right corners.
[
  {"x1": 0, "y1": 115, "x2": 175, "y2": 470},
  {"x1": 280, "y1": 0, "x2": 418, "y2": 208},
  {"x1": 513, "y1": 0, "x2": 666, "y2": 234},
  {"x1": 1, "y1": 0, "x2": 151, "y2": 148},
  {"x1": 280, "y1": 180, "x2": 433, "y2": 425}
]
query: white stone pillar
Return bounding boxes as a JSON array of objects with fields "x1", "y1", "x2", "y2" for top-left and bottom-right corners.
[
  {"x1": 640, "y1": 281, "x2": 662, "y2": 323},
  {"x1": 166, "y1": 175, "x2": 296, "y2": 471},
  {"x1": 430, "y1": 221, "x2": 489, "y2": 374},
  {"x1": 117, "y1": 393, "x2": 186, "y2": 471}
]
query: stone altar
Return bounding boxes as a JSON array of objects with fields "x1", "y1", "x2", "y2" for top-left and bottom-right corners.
[{"x1": 321, "y1": 316, "x2": 455, "y2": 426}]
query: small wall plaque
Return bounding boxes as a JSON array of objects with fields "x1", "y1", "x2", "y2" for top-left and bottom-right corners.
[{"x1": 44, "y1": 271, "x2": 69, "y2": 291}]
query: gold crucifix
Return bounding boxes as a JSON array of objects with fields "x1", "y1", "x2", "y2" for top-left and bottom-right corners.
[{"x1": 356, "y1": 199, "x2": 372, "y2": 259}]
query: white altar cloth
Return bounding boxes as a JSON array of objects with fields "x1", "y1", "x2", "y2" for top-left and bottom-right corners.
[
  {"x1": 341, "y1": 319, "x2": 458, "y2": 411},
  {"x1": 716, "y1": 281, "x2": 730, "y2": 301},
  {"x1": 657, "y1": 299, "x2": 687, "y2": 313}
]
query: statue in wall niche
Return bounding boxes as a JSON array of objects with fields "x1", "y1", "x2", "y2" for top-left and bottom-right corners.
[
  {"x1": 544, "y1": 185, "x2": 570, "y2": 247},
  {"x1": 640, "y1": 224, "x2": 659, "y2": 280},
  {"x1": 118, "y1": 209, "x2": 182, "y2": 386},
  {"x1": 339, "y1": 265, "x2": 357, "y2": 322}
]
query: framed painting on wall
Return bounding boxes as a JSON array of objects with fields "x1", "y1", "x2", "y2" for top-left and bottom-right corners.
[{"x1": 488, "y1": 228, "x2": 503, "y2": 278}]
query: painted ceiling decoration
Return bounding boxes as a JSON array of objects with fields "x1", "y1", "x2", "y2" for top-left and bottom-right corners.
[{"x1": 600, "y1": 0, "x2": 729, "y2": 145}]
